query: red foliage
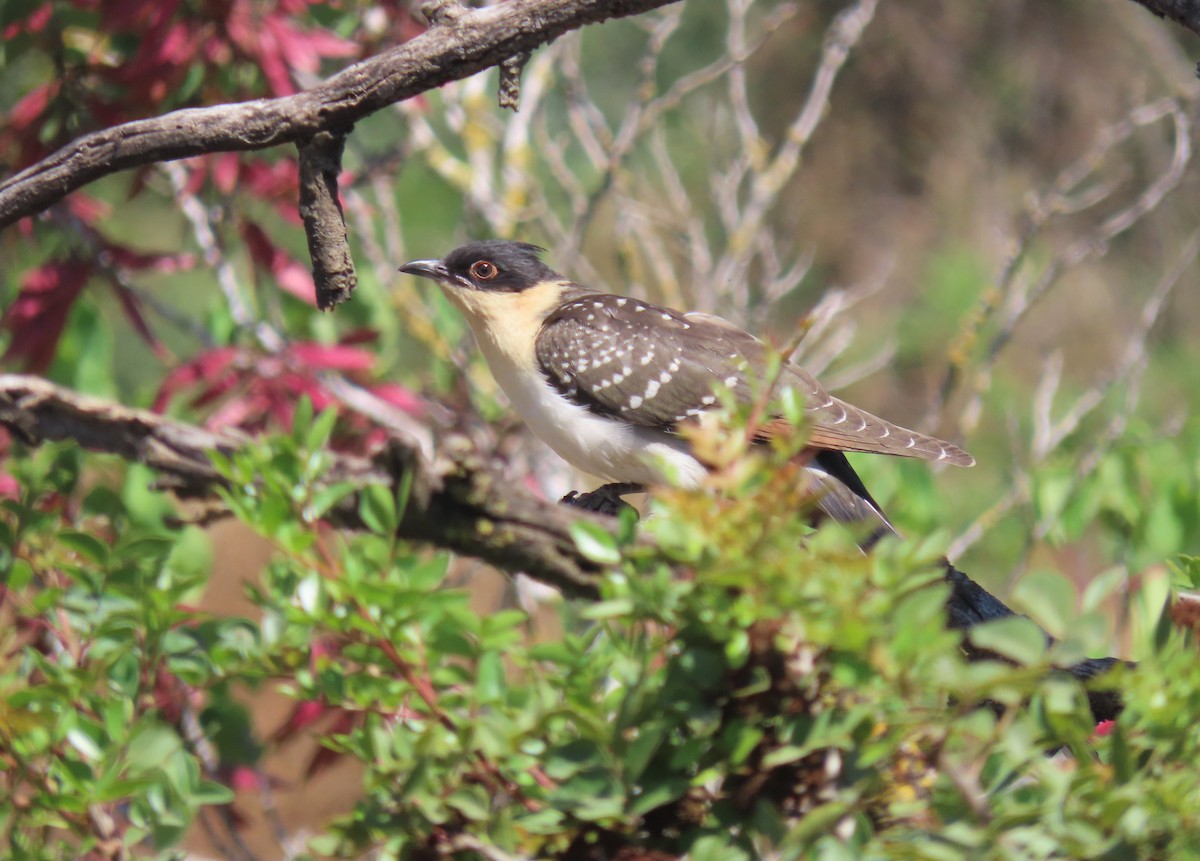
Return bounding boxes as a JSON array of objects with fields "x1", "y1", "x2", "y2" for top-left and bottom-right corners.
[
  {"x1": 1, "y1": 262, "x2": 93, "y2": 372},
  {"x1": 241, "y1": 222, "x2": 314, "y2": 302},
  {"x1": 223, "y1": 0, "x2": 358, "y2": 97},
  {"x1": 0, "y1": 430, "x2": 19, "y2": 500},
  {"x1": 0, "y1": 237, "x2": 200, "y2": 372},
  {"x1": 153, "y1": 337, "x2": 427, "y2": 445},
  {"x1": 0, "y1": 0, "x2": 402, "y2": 168},
  {"x1": 192, "y1": 153, "x2": 304, "y2": 224},
  {"x1": 1, "y1": 1, "x2": 418, "y2": 373}
]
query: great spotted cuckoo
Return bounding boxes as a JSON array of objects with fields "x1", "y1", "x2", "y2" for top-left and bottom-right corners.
[{"x1": 400, "y1": 240, "x2": 973, "y2": 543}]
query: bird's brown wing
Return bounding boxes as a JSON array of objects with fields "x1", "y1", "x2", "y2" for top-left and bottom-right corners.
[
  {"x1": 536, "y1": 293, "x2": 973, "y2": 466},
  {"x1": 535, "y1": 293, "x2": 758, "y2": 427}
]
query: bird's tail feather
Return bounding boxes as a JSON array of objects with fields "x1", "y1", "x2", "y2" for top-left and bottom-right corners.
[{"x1": 805, "y1": 450, "x2": 899, "y2": 550}]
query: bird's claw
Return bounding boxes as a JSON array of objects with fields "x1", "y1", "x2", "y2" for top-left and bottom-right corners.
[{"x1": 559, "y1": 482, "x2": 642, "y2": 518}]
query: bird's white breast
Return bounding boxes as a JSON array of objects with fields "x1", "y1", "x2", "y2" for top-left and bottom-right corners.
[
  {"x1": 489, "y1": 352, "x2": 706, "y2": 487},
  {"x1": 443, "y1": 282, "x2": 706, "y2": 487}
]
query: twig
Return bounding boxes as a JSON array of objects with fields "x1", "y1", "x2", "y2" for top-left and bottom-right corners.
[
  {"x1": 498, "y1": 51, "x2": 532, "y2": 111},
  {"x1": 297, "y1": 131, "x2": 357, "y2": 309}
]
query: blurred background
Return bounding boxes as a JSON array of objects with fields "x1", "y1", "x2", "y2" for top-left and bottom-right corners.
[{"x1": 2, "y1": 0, "x2": 1199, "y2": 855}]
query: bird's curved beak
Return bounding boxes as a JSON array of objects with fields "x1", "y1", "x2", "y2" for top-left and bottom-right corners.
[{"x1": 398, "y1": 258, "x2": 450, "y2": 282}]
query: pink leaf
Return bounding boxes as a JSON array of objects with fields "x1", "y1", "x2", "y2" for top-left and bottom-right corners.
[
  {"x1": 369, "y1": 382, "x2": 427, "y2": 417},
  {"x1": 1, "y1": 263, "x2": 92, "y2": 372},
  {"x1": 153, "y1": 347, "x2": 240, "y2": 412},
  {"x1": 212, "y1": 154, "x2": 240, "y2": 195},
  {"x1": 2, "y1": 3, "x2": 53, "y2": 40},
  {"x1": 108, "y1": 281, "x2": 169, "y2": 359},
  {"x1": 7, "y1": 84, "x2": 55, "y2": 132},
  {"x1": 0, "y1": 471, "x2": 20, "y2": 500},
  {"x1": 65, "y1": 193, "x2": 111, "y2": 224},
  {"x1": 275, "y1": 259, "x2": 315, "y2": 303},
  {"x1": 288, "y1": 342, "x2": 375, "y2": 372}
]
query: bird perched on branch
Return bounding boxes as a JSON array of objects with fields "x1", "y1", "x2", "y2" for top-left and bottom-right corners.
[{"x1": 400, "y1": 240, "x2": 972, "y2": 544}]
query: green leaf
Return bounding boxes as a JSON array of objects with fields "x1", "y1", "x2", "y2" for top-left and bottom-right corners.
[
  {"x1": 6, "y1": 559, "x2": 33, "y2": 591},
  {"x1": 629, "y1": 776, "x2": 689, "y2": 815},
  {"x1": 359, "y1": 484, "x2": 398, "y2": 535},
  {"x1": 690, "y1": 835, "x2": 752, "y2": 861},
  {"x1": 306, "y1": 405, "x2": 339, "y2": 453},
  {"x1": 192, "y1": 781, "x2": 236, "y2": 805},
  {"x1": 968, "y1": 616, "x2": 1048, "y2": 666},
  {"x1": 446, "y1": 785, "x2": 491, "y2": 821},
  {"x1": 571, "y1": 520, "x2": 620, "y2": 565},
  {"x1": 293, "y1": 396, "x2": 315, "y2": 441},
  {"x1": 58, "y1": 530, "x2": 109, "y2": 566},
  {"x1": 545, "y1": 739, "x2": 604, "y2": 781},
  {"x1": 125, "y1": 723, "x2": 183, "y2": 775},
  {"x1": 1082, "y1": 566, "x2": 1127, "y2": 613},
  {"x1": 296, "y1": 573, "x2": 322, "y2": 615},
  {"x1": 66, "y1": 727, "x2": 104, "y2": 761},
  {"x1": 580, "y1": 599, "x2": 634, "y2": 620},
  {"x1": 303, "y1": 481, "x2": 357, "y2": 522},
  {"x1": 778, "y1": 382, "x2": 808, "y2": 430},
  {"x1": 1152, "y1": 594, "x2": 1175, "y2": 653},
  {"x1": 1012, "y1": 569, "x2": 1076, "y2": 640},
  {"x1": 1168, "y1": 555, "x2": 1200, "y2": 591},
  {"x1": 476, "y1": 651, "x2": 505, "y2": 703}
]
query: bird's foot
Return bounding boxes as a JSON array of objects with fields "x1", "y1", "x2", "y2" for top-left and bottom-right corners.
[{"x1": 560, "y1": 482, "x2": 643, "y2": 518}]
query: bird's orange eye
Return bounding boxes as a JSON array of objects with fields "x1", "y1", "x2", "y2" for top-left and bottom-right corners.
[{"x1": 470, "y1": 260, "x2": 498, "y2": 280}]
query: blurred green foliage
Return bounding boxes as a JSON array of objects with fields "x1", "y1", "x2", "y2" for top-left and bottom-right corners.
[{"x1": 3, "y1": 409, "x2": 1200, "y2": 859}]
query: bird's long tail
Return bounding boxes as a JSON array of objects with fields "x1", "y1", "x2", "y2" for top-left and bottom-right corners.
[{"x1": 804, "y1": 450, "x2": 899, "y2": 550}]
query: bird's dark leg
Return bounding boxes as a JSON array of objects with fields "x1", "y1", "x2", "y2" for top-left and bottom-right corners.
[{"x1": 560, "y1": 482, "x2": 643, "y2": 518}]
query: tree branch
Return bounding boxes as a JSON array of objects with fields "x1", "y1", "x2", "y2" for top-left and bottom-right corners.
[
  {"x1": 0, "y1": 374, "x2": 604, "y2": 597},
  {"x1": 297, "y1": 131, "x2": 356, "y2": 310},
  {"x1": 0, "y1": 374, "x2": 1128, "y2": 721},
  {"x1": 0, "y1": 0, "x2": 679, "y2": 231}
]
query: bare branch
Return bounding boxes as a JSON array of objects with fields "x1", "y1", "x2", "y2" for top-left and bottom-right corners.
[
  {"x1": 0, "y1": 0, "x2": 680, "y2": 230},
  {"x1": 297, "y1": 131, "x2": 357, "y2": 310},
  {"x1": 498, "y1": 51, "x2": 533, "y2": 111}
]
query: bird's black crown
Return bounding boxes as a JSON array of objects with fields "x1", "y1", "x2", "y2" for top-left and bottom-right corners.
[{"x1": 442, "y1": 240, "x2": 560, "y2": 292}]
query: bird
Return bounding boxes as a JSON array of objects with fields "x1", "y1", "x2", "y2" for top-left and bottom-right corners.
[{"x1": 399, "y1": 239, "x2": 973, "y2": 544}]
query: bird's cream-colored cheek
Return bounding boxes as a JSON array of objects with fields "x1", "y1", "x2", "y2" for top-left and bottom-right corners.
[{"x1": 441, "y1": 281, "x2": 567, "y2": 372}]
